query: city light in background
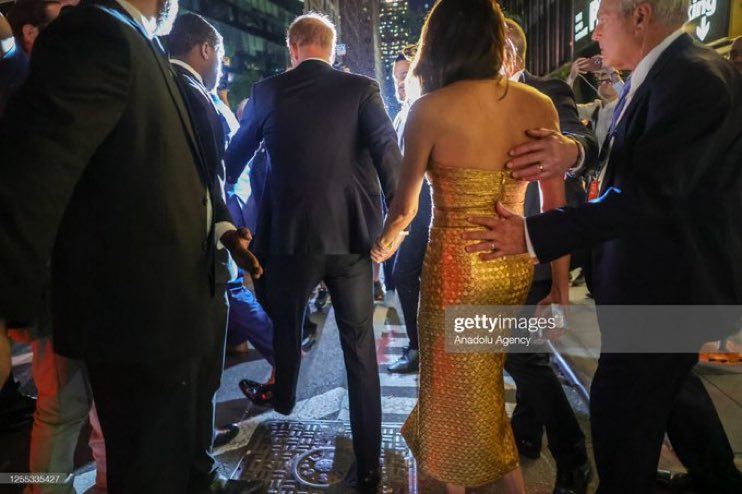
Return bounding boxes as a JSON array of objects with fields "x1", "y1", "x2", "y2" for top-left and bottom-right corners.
[{"x1": 174, "y1": 0, "x2": 739, "y2": 116}]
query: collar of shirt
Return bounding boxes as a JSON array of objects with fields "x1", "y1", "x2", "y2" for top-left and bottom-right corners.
[
  {"x1": 115, "y1": 0, "x2": 157, "y2": 39},
  {"x1": 170, "y1": 59, "x2": 204, "y2": 85},
  {"x1": 625, "y1": 29, "x2": 684, "y2": 101},
  {"x1": 300, "y1": 57, "x2": 332, "y2": 66}
]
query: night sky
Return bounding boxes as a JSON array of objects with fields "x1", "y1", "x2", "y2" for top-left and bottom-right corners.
[{"x1": 408, "y1": 0, "x2": 433, "y2": 12}]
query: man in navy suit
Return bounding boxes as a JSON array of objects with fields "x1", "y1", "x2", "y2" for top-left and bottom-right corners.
[
  {"x1": 168, "y1": 14, "x2": 264, "y2": 493},
  {"x1": 465, "y1": 0, "x2": 742, "y2": 492},
  {"x1": 225, "y1": 13, "x2": 400, "y2": 490}
]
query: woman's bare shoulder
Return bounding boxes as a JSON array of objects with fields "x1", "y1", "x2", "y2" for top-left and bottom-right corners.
[{"x1": 506, "y1": 81, "x2": 554, "y2": 107}]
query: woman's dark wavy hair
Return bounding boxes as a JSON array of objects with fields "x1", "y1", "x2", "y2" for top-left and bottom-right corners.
[{"x1": 412, "y1": 0, "x2": 506, "y2": 94}]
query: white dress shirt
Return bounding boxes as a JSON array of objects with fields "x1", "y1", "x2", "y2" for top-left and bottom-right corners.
[
  {"x1": 115, "y1": 0, "x2": 157, "y2": 38},
  {"x1": 524, "y1": 30, "x2": 684, "y2": 261},
  {"x1": 577, "y1": 98, "x2": 618, "y2": 148}
]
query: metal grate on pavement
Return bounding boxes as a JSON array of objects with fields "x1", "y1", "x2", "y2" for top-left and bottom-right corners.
[{"x1": 233, "y1": 420, "x2": 417, "y2": 493}]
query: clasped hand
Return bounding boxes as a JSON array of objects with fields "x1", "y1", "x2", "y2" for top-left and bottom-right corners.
[
  {"x1": 220, "y1": 227, "x2": 264, "y2": 278},
  {"x1": 371, "y1": 233, "x2": 406, "y2": 264}
]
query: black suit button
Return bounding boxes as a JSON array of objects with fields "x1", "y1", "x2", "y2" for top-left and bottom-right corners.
[
  {"x1": 202, "y1": 240, "x2": 209, "y2": 252},
  {"x1": 202, "y1": 196, "x2": 208, "y2": 206}
]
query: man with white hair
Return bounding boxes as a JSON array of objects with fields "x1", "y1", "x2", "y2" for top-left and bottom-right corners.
[
  {"x1": 465, "y1": 0, "x2": 742, "y2": 491},
  {"x1": 225, "y1": 13, "x2": 400, "y2": 492}
]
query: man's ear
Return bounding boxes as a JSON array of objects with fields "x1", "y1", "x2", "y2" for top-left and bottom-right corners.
[
  {"x1": 288, "y1": 42, "x2": 299, "y2": 64},
  {"x1": 200, "y1": 42, "x2": 211, "y2": 61},
  {"x1": 633, "y1": 3, "x2": 652, "y2": 33}
]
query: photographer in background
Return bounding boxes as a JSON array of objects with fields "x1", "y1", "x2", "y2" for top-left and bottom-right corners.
[{"x1": 569, "y1": 56, "x2": 624, "y2": 146}]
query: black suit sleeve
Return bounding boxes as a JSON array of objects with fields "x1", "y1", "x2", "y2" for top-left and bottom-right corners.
[
  {"x1": 224, "y1": 85, "x2": 264, "y2": 184},
  {"x1": 543, "y1": 79, "x2": 600, "y2": 174},
  {"x1": 527, "y1": 60, "x2": 733, "y2": 263},
  {"x1": 358, "y1": 80, "x2": 402, "y2": 208},
  {"x1": 0, "y1": 14, "x2": 130, "y2": 322},
  {"x1": 176, "y1": 73, "x2": 233, "y2": 226}
]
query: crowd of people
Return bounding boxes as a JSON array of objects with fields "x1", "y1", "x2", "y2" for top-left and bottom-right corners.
[{"x1": 1, "y1": 0, "x2": 741, "y2": 493}]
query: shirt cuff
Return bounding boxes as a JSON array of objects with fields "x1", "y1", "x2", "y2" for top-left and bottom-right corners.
[
  {"x1": 215, "y1": 222, "x2": 237, "y2": 250},
  {"x1": 566, "y1": 137, "x2": 585, "y2": 177},
  {"x1": 524, "y1": 220, "x2": 539, "y2": 263}
]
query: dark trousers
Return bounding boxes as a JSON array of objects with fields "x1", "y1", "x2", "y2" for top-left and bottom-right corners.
[
  {"x1": 504, "y1": 279, "x2": 587, "y2": 471},
  {"x1": 264, "y1": 254, "x2": 381, "y2": 472},
  {"x1": 87, "y1": 296, "x2": 225, "y2": 494},
  {"x1": 591, "y1": 352, "x2": 699, "y2": 493},
  {"x1": 393, "y1": 179, "x2": 432, "y2": 350},
  {"x1": 226, "y1": 276, "x2": 274, "y2": 365},
  {"x1": 666, "y1": 371, "x2": 741, "y2": 493},
  {"x1": 87, "y1": 355, "x2": 202, "y2": 494},
  {"x1": 0, "y1": 374, "x2": 21, "y2": 405},
  {"x1": 190, "y1": 288, "x2": 229, "y2": 491},
  {"x1": 381, "y1": 253, "x2": 397, "y2": 291}
]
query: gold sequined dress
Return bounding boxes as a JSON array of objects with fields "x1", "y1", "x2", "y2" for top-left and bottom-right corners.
[{"x1": 401, "y1": 164, "x2": 534, "y2": 487}]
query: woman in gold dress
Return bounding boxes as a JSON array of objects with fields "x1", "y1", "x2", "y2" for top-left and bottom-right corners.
[{"x1": 370, "y1": 0, "x2": 570, "y2": 492}]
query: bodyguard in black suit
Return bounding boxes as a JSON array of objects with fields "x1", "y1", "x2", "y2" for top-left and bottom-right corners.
[
  {"x1": 225, "y1": 14, "x2": 400, "y2": 488},
  {"x1": 468, "y1": 2, "x2": 742, "y2": 492},
  {"x1": 168, "y1": 14, "x2": 262, "y2": 493},
  {"x1": 0, "y1": 1, "x2": 257, "y2": 492}
]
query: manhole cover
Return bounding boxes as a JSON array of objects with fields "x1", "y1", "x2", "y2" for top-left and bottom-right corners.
[
  {"x1": 235, "y1": 420, "x2": 416, "y2": 492},
  {"x1": 293, "y1": 447, "x2": 353, "y2": 487}
]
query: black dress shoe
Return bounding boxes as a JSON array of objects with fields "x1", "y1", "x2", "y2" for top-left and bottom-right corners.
[
  {"x1": 213, "y1": 424, "x2": 239, "y2": 448},
  {"x1": 314, "y1": 287, "x2": 329, "y2": 311},
  {"x1": 238, "y1": 379, "x2": 273, "y2": 406},
  {"x1": 301, "y1": 330, "x2": 317, "y2": 352},
  {"x1": 387, "y1": 347, "x2": 419, "y2": 373},
  {"x1": 373, "y1": 281, "x2": 385, "y2": 302},
  {"x1": 355, "y1": 467, "x2": 381, "y2": 493},
  {"x1": 553, "y1": 462, "x2": 592, "y2": 494},
  {"x1": 515, "y1": 437, "x2": 541, "y2": 460}
]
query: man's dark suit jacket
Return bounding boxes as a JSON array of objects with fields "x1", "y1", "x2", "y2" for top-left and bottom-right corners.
[
  {"x1": 172, "y1": 63, "x2": 233, "y2": 284},
  {"x1": 521, "y1": 72, "x2": 599, "y2": 282},
  {"x1": 522, "y1": 71, "x2": 600, "y2": 175},
  {"x1": 527, "y1": 35, "x2": 742, "y2": 332},
  {"x1": 225, "y1": 60, "x2": 401, "y2": 255},
  {"x1": 0, "y1": 1, "x2": 225, "y2": 364}
]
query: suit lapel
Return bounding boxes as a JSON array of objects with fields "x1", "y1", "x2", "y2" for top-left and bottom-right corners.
[
  {"x1": 602, "y1": 35, "x2": 692, "y2": 190},
  {"x1": 172, "y1": 65, "x2": 222, "y2": 187},
  {"x1": 149, "y1": 37, "x2": 205, "y2": 169},
  {"x1": 93, "y1": 1, "x2": 208, "y2": 183}
]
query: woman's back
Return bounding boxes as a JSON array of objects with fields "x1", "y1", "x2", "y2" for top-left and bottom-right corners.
[{"x1": 415, "y1": 78, "x2": 558, "y2": 172}]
